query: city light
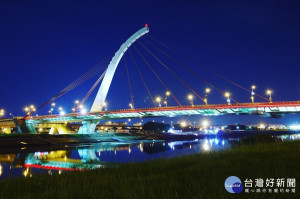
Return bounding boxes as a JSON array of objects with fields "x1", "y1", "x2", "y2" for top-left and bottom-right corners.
[
  {"x1": 224, "y1": 92, "x2": 231, "y2": 105},
  {"x1": 129, "y1": 103, "x2": 134, "y2": 109},
  {"x1": 59, "y1": 107, "x2": 63, "y2": 111},
  {"x1": 202, "y1": 119, "x2": 209, "y2": 128},
  {"x1": 251, "y1": 85, "x2": 256, "y2": 103},
  {"x1": 187, "y1": 94, "x2": 194, "y2": 100},
  {"x1": 180, "y1": 121, "x2": 187, "y2": 127},
  {"x1": 51, "y1": 103, "x2": 56, "y2": 107},
  {"x1": 60, "y1": 111, "x2": 65, "y2": 116},
  {"x1": 224, "y1": 92, "x2": 230, "y2": 98},
  {"x1": 73, "y1": 100, "x2": 80, "y2": 113},
  {"x1": 258, "y1": 123, "x2": 266, "y2": 129},
  {"x1": 204, "y1": 88, "x2": 210, "y2": 105},
  {"x1": 24, "y1": 105, "x2": 36, "y2": 115},
  {"x1": 266, "y1": 89, "x2": 273, "y2": 103},
  {"x1": 0, "y1": 109, "x2": 4, "y2": 117},
  {"x1": 187, "y1": 94, "x2": 194, "y2": 106},
  {"x1": 164, "y1": 91, "x2": 171, "y2": 107},
  {"x1": 155, "y1": 96, "x2": 161, "y2": 107}
]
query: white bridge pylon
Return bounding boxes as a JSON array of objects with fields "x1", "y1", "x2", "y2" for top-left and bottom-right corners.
[{"x1": 90, "y1": 25, "x2": 149, "y2": 112}]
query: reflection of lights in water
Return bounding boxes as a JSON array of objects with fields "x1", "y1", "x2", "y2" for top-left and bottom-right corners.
[
  {"x1": 98, "y1": 152, "x2": 101, "y2": 156},
  {"x1": 23, "y1": 168, "x2": 29, "y2": 177},
  {"x1": 59, "y1": 170, "x2": 62, "y2": 175},
  {"x1": 214, "y1": 138, "x2": 219, "y2": 145},
  {"x1": 222, "y1": 140, "x2": 225, "y2": 146},
  {"x1": 0, "y1": 165, "x2": 2, "y2": 176},
  {"x1": 114, "y1": 150, "x2": 117, "y2": 155},
  {"x1": 139, "y1": 143, "x2": 143, "y2": 152},
  {"x1": 189, "y1": 144, "x2": 192, "y2": 149},
  {"x1": 202, "y1": 143, "x2": 210, "y2": 151},
  {"x1": 48, "y1": 170, "x2": 52, "y2": 175},
  {"x1": 128, "y1": 147, "x2": 131, "y2": 154},
  {"x1": 64, "y1": 156, "x2": 67, "y2": 161},
  {"x1": 202, "y1": 140, "x2": 211, "y2": 151}
]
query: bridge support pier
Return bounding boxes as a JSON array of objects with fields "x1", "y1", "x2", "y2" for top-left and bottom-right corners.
[
  {"x1": 78, "y1": 120, "x2": 99, "y2": 134},
  {"x1": 78, "y1": 149, "x2": 99, "y2": 163},
  {"x1": 25, "y1": 122, "x2": 37, "y2": 134}
]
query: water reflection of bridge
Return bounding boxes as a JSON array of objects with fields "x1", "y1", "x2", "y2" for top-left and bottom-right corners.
[
  {"x1": 0, "y1": 138, "x2": 232, "y2": 178},
  {"x1": 0, "y1": 142, "x2": 139, "y2": 174}
]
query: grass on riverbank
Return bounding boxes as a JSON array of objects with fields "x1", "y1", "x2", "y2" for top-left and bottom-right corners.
[{"x1": 1, "y1": 140, "x2": 299, "y2": 199}]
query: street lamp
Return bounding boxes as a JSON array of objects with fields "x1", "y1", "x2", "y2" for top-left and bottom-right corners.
[
  {"x1": 164, "y1": 91, "x2": 171, "y2": 107},
  {"x1": 24, "y1": 105, "x2": 36, "y2": 115},
  {"x1": 24, "y1": 107, "x2": 30, "y2": 115},
  {"x1": 204, "y1": 88, "x2": 210, "y2": 105},
  {"x1": 49, "y1": 103, "x2": 56, "y2": 114},
  {"x1": 266, "y1": 89, "x2": 272, "y2": 103},
  {"x1": 187, "y1": 94, "x2": 194, "y2": 106},
  {"x1": 155, "y1": 97, "x2": 161, "y2": 107},
  {"x1": 74, "y1": 100, "x2": 79, "y2": 113},
  {"x1": 0, "y1": 109, "x2": 5, "y2": 117},
  {"x1": 129, "y1": 102, "x2": 134, "y2": 109},
  {"x1": 224, "y1": 92, "x2": 231, "y2": 105},
  {"x1": 251, "y1": 85, "x2": 256, "y2": 103}
]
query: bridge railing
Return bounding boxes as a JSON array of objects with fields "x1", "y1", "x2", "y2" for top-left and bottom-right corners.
[{"x1": 26, "y1": 100, "x2": 300, "y2": 120}]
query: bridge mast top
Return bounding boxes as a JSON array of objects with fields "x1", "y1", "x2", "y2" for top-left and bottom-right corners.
[{"x1": 90, "y1": 25, "x2": 149, "y2": 112}]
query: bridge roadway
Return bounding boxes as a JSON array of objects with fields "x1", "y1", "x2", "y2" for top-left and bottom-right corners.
[{"x1": 27, "y1": 101, "x2": 300, "y2": 124}]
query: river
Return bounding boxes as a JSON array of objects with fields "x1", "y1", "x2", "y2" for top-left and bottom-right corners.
[{"x1": 0, "y1": 133, "x2": 299, "y2": 179}]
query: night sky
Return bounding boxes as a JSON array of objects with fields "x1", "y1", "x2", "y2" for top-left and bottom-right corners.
[{"x1": 1, "y1": 0, "x2": 300, "y2": 125}]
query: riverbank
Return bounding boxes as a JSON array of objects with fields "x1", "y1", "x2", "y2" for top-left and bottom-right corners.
[
  {"x1": 0, "y1": 140, "x2": 299, "y2": 199},
  {"x1": 0, "y1": 131, "x2": 298, "y2": 148},
  {"x1": 0, "y1": 133, "x2": 141, "y2": 150}
]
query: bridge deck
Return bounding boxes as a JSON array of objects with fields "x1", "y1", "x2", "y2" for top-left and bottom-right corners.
[{"x1": 25, "y1": 101, "x2": 300, "y2": 123}]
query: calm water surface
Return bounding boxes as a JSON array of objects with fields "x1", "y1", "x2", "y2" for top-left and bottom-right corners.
[{"x1": 0, "y1": 133, "x2": 299, "y2": 180}]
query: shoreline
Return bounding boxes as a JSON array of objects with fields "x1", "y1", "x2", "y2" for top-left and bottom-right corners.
[
  {"x1": 0, "y1": 140, "x2": 299, "y2": 199},
  {"x1": 0, "y1": 130, "x2": 298, "y2": 148}
]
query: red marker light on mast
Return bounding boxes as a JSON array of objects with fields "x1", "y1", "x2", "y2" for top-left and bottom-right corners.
[{"x1": 145, "y1": 24, "x2": 148, "y2": 27}]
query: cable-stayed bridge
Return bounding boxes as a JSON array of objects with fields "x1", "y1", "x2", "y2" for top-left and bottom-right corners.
[{"x1": 1, "y1": 25, "x2": 300, "y2": 134}]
